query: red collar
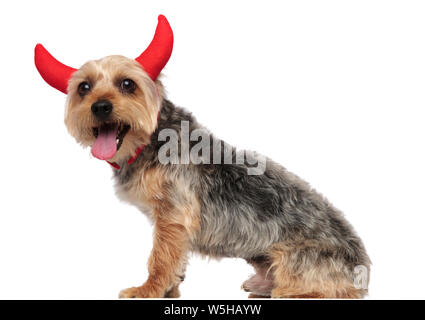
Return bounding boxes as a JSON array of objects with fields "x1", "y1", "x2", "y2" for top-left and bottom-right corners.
[{"x1": 106, "y1": 145, "x2": 146, "y2": 170}]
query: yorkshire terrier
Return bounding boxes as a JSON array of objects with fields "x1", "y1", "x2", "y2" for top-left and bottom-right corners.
[{"x1": 35, "y1": 15, "x2": 370, "y2": 298}]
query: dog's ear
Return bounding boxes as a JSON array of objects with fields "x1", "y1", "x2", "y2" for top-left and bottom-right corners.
[
  {"x1": 135, "y1": 14, "x2": 174, "y2": 81},
  {"x1": 34, "y1": 44, "x2": 77, "y2": 94}
]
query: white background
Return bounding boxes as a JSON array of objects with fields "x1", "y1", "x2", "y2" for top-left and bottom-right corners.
[{"x1": 0, "y1": 0, "x2": 424, "y2": 299}]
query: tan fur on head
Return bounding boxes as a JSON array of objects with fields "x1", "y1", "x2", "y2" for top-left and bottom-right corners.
[{"x1": 65, "y1": 55, "x2": 164, "y2": 163}]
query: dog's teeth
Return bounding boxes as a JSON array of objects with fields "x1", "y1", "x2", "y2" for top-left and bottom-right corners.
[{"x1": 116, "y1": 139, "x2": 119, "y2": 144}]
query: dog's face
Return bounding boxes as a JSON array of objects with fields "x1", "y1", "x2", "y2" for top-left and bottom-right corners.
[{"x1": 65, "y1": 55, "x2": 162, "y2": 163}]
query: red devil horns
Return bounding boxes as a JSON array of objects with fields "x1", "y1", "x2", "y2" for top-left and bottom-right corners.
[
  {"x1": 34, "y1": 44, "x2": 77, "y2": 94},
  {"x1": 35, "y1": 15, "x2": 174, "y2": 94},
  {"x1": 136, "y1": 15, "x2": 174, "y2": 80}
]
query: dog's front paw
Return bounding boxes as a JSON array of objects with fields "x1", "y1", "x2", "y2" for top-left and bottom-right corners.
[
  {"x1": 118, "y1": 285, "x2": 161, "y2": 298},
  {"x1": 119, "y1": 287, "x2": 141, "y2": 298}
]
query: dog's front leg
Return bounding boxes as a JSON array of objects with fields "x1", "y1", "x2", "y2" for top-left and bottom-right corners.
[{"x1": 119, "y1": 209, "x2": 192, "y2": 298}]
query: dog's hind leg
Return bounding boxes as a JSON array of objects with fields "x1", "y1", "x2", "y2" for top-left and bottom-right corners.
[
  {"x1": 268, "y1": 242, "x2": 367, "y2": 299},
  {"x1": 242, "y1": 256, "x2": 274, "y2": 298}
]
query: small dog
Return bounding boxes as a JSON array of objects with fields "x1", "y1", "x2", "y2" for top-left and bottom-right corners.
[{"x1": 35, "y1": 15, "x2": 370, "y2": 298}]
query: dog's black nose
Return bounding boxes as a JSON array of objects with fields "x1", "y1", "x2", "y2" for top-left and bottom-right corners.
[{"x1": 91, "y1": 100, "x2": 113, "y2": 121}]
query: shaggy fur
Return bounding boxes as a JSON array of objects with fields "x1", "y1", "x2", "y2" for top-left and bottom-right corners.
[{"x1": 63, "y1": 55, "x2": 370, "y2": 298}]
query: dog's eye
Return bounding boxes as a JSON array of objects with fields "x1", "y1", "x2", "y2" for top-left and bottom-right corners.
[
  {"x1": 78, "y1": 82, "x2": 91, "y2": 97},
  {"x1": 119, "y1": 79, "x2": 136, "y2": 94}
]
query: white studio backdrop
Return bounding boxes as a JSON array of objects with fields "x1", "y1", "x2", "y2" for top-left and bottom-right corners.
[{"x1": 0, "y1": 0, "x2": 424, "y2": 299}]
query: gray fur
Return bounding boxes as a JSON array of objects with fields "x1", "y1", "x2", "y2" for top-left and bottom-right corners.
[{"x1": 114, "y1": 99, "x2": 371, "y2": 296}]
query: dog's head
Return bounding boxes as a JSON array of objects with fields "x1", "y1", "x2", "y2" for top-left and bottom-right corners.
[
  {"x1": 64, "y1": 55, "x2": 163, "y2": 163},
  {"x1": 35, "y1": 15, "x2": 172, "y2": 163}
]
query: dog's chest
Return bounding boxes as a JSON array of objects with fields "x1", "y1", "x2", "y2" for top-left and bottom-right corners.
[{"x1": 113, "y1": 168, "x2": 156, "y2": 221}]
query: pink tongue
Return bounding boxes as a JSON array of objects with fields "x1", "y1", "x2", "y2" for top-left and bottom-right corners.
[{"x1": 91, "y1": 124, "x2": 118, "y2": 160}]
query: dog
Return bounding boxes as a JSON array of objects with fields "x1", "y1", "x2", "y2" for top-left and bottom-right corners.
[{"x1": 35, "y1": 15, "x2": 370, "y2": 298}]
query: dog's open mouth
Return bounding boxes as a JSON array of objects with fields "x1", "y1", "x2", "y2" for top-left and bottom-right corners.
[{"x1": 91, "y1": 122, "x2": 130, "y2": 160}]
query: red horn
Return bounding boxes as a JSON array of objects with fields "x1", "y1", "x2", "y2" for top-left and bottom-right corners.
[
  {"x1": 135, "y1": 15, "x2": 174, "y2": 80},
  {"x1": 34, "y1": 44, "x2": 77, "y2": 94}
]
